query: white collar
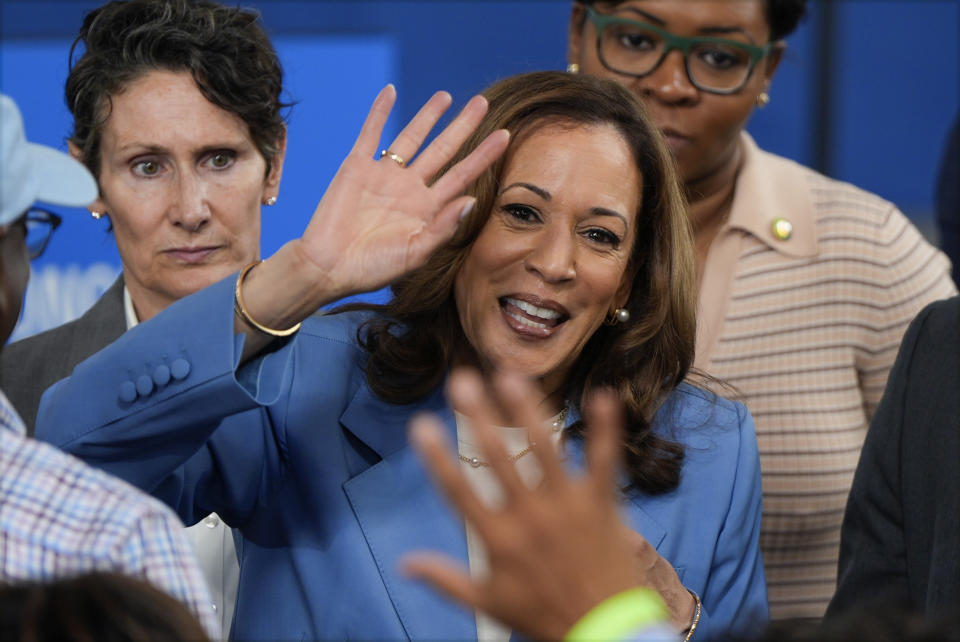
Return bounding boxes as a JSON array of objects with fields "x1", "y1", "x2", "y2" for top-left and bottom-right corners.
[{"x1": 122, "y1": 284, "x2": 139, "y2": 330}]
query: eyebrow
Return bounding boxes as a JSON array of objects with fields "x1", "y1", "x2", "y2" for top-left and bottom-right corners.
[
  {"x1": 501, "y1": 181, "x2": 551, "y2": 200},
  {"x1": 115, "y1": 141, "x2": 246, "y2": 157},
  {"x1": 698, "y1": 25, "x2": 754, "y2": 42},
  {"x1": 618, "y1": 7, "x2": 754, "y2": 42},
  {"x1": 619, "y1": 7, "x2": 666, "y2": 26},
  {"x1": 499, "y1": 182, "x2": 630, "y2": 228},
  {"x1": 589, "y1": 207, "x2": 630, "y2": 228},
  {"x1": 115, "y1": 143, "x2": 165, "y2": 155}
]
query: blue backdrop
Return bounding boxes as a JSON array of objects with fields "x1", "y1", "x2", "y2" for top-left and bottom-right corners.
[{"x1": 1, "y1": 1, "x2": 957, "y2": 341}]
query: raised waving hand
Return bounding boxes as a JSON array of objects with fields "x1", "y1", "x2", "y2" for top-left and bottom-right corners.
[
  {"x1": 236, "y1": 86, "x2": 509, "y2": 351},
  {"x1": 402, "y1": 371, "x2": 649, "y2": 640}
]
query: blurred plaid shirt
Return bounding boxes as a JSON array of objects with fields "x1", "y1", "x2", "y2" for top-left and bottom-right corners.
[{"x1": 0, "y1": 389, "x2": 220, "y2": 639}]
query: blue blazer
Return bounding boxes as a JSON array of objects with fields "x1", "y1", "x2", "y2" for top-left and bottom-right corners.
[{"x1": 37, "y1": 275, "x2": 768, "y2": 640}]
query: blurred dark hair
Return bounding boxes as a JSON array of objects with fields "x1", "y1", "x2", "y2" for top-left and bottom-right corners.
[
  {"x1": 345, "y1": 71, "x2": 696, "y2": 494},
  {"x1": 0, "y1": 572, "x2": 210, "y2": 641},
  {"x1": 575, "y1": 0, "x2": 807, "y2": 41},
  {"x1": 764, "y1": 0, "x2": 807, "y2": 41},
  {"x1": 66, "y1": 0, "x2": 287, "y2": 179}
]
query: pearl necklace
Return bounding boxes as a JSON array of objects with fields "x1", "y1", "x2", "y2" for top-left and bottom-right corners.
[{"x1": 457, "y1": 405, "x2": 568, "y2": 468}]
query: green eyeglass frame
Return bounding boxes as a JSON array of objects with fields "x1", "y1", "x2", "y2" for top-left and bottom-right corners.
[{"x1": 585, "y1": 6, "x2": 773, "y2": 95}]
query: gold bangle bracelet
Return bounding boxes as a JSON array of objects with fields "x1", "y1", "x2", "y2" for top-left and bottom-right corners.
[
  {"x1": 234, "y1": 260, "x2": 302, "y2": 337},
  {"x1": 682, "y1": 590, "x2": 702, "y2": 642}
]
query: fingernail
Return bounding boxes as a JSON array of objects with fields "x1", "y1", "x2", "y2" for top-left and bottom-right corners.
[
  {"x1": 459, "y1": 199, "x2": 476, "y2": 221},
  {"x1": 408, "y1": 419, "x2": 429, "y2": 446},
  {"x1": 409, "y1": 415, "x2": 442, "y2": 448},
  {"x1": 449, "y1": 369, "x2": 483, "y2": 406}
]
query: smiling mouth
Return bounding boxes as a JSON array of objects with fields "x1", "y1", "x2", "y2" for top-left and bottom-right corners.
[{"x1": 500, "y1": 296, "x2": 569, "y2": 336}]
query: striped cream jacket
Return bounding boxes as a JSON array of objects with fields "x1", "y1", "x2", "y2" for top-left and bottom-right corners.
[{"x1": 696, "y1": 133, "x2": 957, "y2": 620}]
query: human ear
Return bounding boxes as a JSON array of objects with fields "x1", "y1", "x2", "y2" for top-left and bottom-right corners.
[
  {"x1": 761, "y1": 43, "x2": 786, "y2": 87},
  {"x1": 263, "y1": 126, "x2": 287, "y2": 201},
  {"x1": 567, "y1": 2, "x2": 587, "y2": 68},
  {"x1": 613, "y1": 268, "x2": 635, "y2": 312},
  {"x1": 68, "y1": 140, "x2": 107, "y2": 216}
]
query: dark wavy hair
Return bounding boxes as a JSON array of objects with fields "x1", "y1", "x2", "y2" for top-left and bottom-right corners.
[
  {"x1": 574, "y1": 0, "x2": 807, "y2": 41},
  {"x1": 346, "y1": 71, "x2": 696, "y2": 494},
  {"x1": 66, "y1": 0, "x2": 287, "y2": 179},
  {"x1": 0, "y1": 572, "x2": 210, "y2": 641}
]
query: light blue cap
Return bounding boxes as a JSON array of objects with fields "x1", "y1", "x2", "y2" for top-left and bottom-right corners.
[{"x1": 0, "y1": 93, "x2": 97, "y2": 226}]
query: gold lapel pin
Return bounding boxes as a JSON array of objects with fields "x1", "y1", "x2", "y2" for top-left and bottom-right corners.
[{"x1": 771, "y1": 217, "x2": 793, "y2": 241}]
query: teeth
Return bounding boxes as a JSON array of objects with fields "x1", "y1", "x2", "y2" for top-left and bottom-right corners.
[
  {"x1": 505, "y1": 309, "x2": 547, "y2": 330},
  {"x1": 504, "y1": 297, "x2": 560, "y2": 320}
]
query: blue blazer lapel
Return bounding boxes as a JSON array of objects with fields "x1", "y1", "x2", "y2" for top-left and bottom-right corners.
[
  {"x1": 340, "y1": 387, "x2": 667, "y2": 640},
  {"x1": 341, "y1": 382, "x2": 477, "y2": 641},
  {"x1": 563, "y1": 436, "x2": 667, "y2": 550}
]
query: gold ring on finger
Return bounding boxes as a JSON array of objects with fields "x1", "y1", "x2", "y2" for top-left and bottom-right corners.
[{"x1": 378, "y1": 149, "x2": 406, "y2": 167}]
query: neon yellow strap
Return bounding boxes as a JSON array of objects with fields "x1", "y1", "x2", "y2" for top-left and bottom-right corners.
[{"x1": 564, "y1": 587, "x2": 668, "y2": 642}]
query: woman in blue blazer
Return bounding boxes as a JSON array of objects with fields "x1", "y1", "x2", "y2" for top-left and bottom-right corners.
[{"x1": 37, "y1": 72, "x2": 767, "y2": 640}]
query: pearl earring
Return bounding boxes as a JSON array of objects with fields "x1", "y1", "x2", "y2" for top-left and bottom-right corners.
[
  {"x1": 264, "y1": 196, "x2": 277, "y2": 206},
  {"x1": 756, "y1": 92, "x2": 770, "y2": 107},
  {"x1": 605, "y1": 308, "x2": 630, "y2": 325},
  {"x1": 91, "y1": 211, "x2": 103, "y2": 220}
]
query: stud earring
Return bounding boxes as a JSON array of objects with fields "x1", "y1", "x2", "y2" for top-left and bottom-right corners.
[
  {"x1": 756, "y1": 92, "x2": 770, "y2": 108},
  {"x1": 605, "y1": 308, "x2": 630, "y2": 325},
  {"x1": 264, "y1": 196, "x2": 277, "y2": 206},
  {"x1": 91, "y1": 211, "x2": 103, "y2": 220},
  {"x1": 566, "y1": 63, "x2": 579, "y2": 74}
]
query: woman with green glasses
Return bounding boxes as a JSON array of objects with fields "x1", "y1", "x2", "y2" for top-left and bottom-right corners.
[{"x1": 568, "y1": 0, "x2": 956, "y2": 621}]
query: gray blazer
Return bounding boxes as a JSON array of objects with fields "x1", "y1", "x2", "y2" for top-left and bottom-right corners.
[{"x1": 0, "y1": 277, "x2": 125, "y2": 436}]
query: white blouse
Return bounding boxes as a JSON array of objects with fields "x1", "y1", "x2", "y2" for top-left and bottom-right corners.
[{"x1": 454, "y1": 408, "x2": 566, "y2": 642}]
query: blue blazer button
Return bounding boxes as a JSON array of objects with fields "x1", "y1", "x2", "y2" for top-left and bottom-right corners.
[
  {"x1": 136, "y1": 374, "x2": 154, "y2": 397},
  {"x1": 119, "y1": 381, "x2": 137, "y2": 403},
  {"x1": 153, "y1": 364, "x2": 171, "y2": 386},
  {"x1": 171, "y1": 358, "x2": 191, "y2": 380}
]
